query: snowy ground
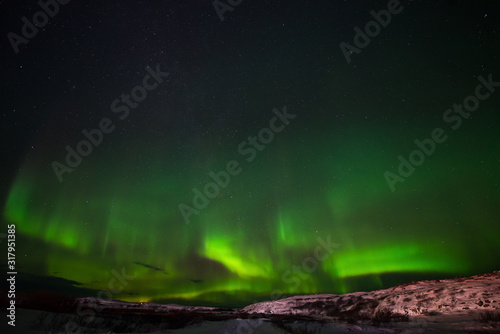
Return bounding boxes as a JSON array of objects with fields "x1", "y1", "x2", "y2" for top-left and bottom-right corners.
[{"x1": 5, "y1": 271, "x2": 499, "y2": 333}]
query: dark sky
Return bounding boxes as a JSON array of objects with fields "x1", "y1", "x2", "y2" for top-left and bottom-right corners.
[{"x1": 1, "y1": 0, "x2": 499, "y2": 307}]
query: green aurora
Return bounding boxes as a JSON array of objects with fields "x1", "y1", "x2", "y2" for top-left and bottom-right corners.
[
  {"x1": 4, "y1": 121, "x2": 499, "y2": 305},
  {"x1": 2, "y1": 1, "x2": 499, "y2": 308}
]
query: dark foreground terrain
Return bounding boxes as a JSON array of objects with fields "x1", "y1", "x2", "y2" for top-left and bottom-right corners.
[{"x1": 3, "y1": 271, "x2": 500, "y2": 333}]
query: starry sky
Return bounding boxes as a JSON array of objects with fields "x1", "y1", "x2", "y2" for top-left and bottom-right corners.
[{"x1": 1, "y1": 1, "x2": 500, "y2": 307}]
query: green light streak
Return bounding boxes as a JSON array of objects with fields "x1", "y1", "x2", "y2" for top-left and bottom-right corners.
[
  {"x1": 324, "y1": 243, "x2": 469, "y2": 278},
  {"x1": 3, "y1": 129, "x2": 498, "y2": 306}
]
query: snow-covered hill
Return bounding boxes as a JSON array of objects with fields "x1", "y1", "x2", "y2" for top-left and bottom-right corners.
[
  {"x1": 242, "y1": 270, "x2": 500, "y2": 320},
  {"x1": 16, "y1": 270, "x2": 500, "y2": 333}
]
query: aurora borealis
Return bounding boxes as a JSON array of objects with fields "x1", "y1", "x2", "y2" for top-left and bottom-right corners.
[{"x1": 2, "y1": 1, "x2": 500, "y2": 307}]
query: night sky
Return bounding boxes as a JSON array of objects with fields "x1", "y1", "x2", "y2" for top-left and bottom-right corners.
[{"x1": 1, "y1": 1, "x2": 499, "y2": 307}]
